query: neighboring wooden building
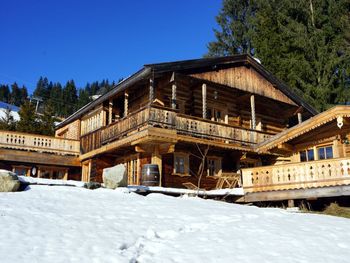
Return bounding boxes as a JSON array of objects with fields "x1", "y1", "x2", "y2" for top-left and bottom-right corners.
[
  {"x1": 56, "y1": 55, "x2": 321, "y2": 193},
  {"x1": 242, "y1": 106, "x2": 350, "y2": 202},
  {"x1": 0, "y1": 129, "x2": 81, "y2": 180}
]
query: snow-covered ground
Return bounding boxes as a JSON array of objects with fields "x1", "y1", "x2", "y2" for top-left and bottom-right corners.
[{"x1": 1, "y1": 185, "x2": 350, "y2": 263}]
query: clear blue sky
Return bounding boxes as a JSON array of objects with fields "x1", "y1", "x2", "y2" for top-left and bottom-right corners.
[{"x1": 0, "y1": 0, "x2": 222, "y2": 93}]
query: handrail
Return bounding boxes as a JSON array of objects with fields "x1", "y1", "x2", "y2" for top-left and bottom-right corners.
[
  {"x1": 81, "y1": 106, "x2": 273, "y2": 154},
  {"x1": 0, "y1": 130, "x2": 80, "y2": 155},
  {"x1": 242, "y1": 157, "x2": 350, "y2": 193}
]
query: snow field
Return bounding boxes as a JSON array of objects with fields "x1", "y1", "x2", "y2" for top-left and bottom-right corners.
[{"x1": 0, "y1": 185, "x2": 350, "y2": 263}]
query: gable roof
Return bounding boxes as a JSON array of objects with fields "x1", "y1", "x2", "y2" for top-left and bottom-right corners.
[
  {"x1": 257, "y1": 105, "x2": 350, "y2": 153},
  {"x1": 56, "y1": 54, "x2": 317, "y2": 129}
]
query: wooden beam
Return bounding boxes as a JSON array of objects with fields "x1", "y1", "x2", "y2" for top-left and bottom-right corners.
[
  {"x1": 277, "y1": 143, "x2": 294, "y2": 152},
  {"x1": 244, "y1": 184, "x2": 350, "y2": 202},
  {"x1": 124, "y1": 91, "x2": 128, "y2": 117},
  {"x1": 202, "y1": 83, "x2": 207, "y2": 119},
  {"x1": 297, "y1": 112, "x2": 302, "y2": 124},
  {"x1": 108, "y1": 98, "x2": 113, "y2": 124},
  {"x1": 151, "y1": 145, "x2": 162, "y2": 187},
  {"x1": 250, "y1": 94, "x2": 256, "y2": 130},
  {"x1": 172, "y1": 82, "x2": 177, "y2": 109},
  {"x1": 149, "y1": 77, "x2": 154, "y2": 103},
  {"x1": 135, "y1": 145, "x2": 146, "y2": 153}
]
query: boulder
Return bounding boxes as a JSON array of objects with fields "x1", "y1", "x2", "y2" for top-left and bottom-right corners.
[
  {"x1": 0, "y1": 169, "x2": 20, "y2": 192},
  {"x1": 84, "y1": 181, "x2": 102, "y2": 190},
  {"x1": 102, "y1": 164, "x2": 127, "y2": 189}
]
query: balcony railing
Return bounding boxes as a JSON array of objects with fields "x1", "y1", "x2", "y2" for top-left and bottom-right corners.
[
  {"x1": 0, "y1": 130, "x2": 80, "y2": 156},
  {"x1": 242, "y1": 157, "x2": 350, "y2": 193},
  {"x1": 81, "y1": 106, "x2": 273, "y2": 154}
]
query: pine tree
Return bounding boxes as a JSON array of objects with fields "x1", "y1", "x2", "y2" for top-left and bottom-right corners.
[
  {"x1": 0, "y1": 107, "x2": 16, "y2": 131},
  {"x1": 206, "y1": 0, "x2": 257, "y2": 56},
  {"x1": 77, "y1": 88, "x2": 91, "y2": 109},
  {"x1": 0, "y1": 85, "x2": 10, "y2": 103},
  {"x1": 62, "y1": 80, "x2": 78, "y2": 117},
  {"x1": 20, "y1": 86, "x2": 28, "y2": 105},
  {"x1": 252, "y1": 0, "x2": 350, "y2": 110},
  {"x1": 33, "y1": 77, "x2": 50, "y2": 100},
  {"x1": 207, "y1": 0, "x2": 350, "y2": 110},
  {"x1": 39, "y1": 103, "x2": 56, "y2": 136},
  {"x1": 9, "y1": 83, "x2": 22, "y2": 106},
  {"x1": 16, "y1": 101, "x2": 39, "y2": 134}
]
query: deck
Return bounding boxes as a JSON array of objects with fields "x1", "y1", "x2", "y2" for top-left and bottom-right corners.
[
  {"x1": 242, "y1": 157, "x2": 350, "y2": 202},
  {"x1": 0, "y1": 130, "x2": 80, "y2": 156},
  {"x1": 80, "y1": 105, "x2": 273, "y2": 154}
]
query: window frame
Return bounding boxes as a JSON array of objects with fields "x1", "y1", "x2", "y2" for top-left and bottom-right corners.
[
  {"x1": 317, "y1": 145, "x2": 333, "y2": 160},
  {"x1": 173, "y1": 152, "x2": 190, "y2": 176},
  {"x1": 206, "y1": 156, "x2": 222, "y2": 177}
]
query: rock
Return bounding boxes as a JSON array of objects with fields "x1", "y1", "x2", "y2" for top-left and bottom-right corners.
[
  {"x1": 0, "y1": 169, "x2": 20, "y2": 192},
  {"x1": 102, "y1": 164, "x2": 127, "y2": 189},
  {"x1": 84, "y1": 182, "x2": 102, "y2": 190}
]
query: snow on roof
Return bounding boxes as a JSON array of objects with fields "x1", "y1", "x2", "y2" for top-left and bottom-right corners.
[
  {"x1": 0, "y1": 101, "x2": 19, "y2": 112},
  {"x1": 0, "y1": 108, "x2": 20, "y2": 121}
]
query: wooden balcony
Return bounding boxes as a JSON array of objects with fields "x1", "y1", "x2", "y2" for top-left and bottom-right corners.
[
  {"x1": 242, "y1": 157, "x2": 350, "y2": 194},
  {"x1": 0, "y1": 130, "x2": 80, "y2": 156},
  {"x1": 81, "y1": 106, "x2": 273, "y2": 154}
]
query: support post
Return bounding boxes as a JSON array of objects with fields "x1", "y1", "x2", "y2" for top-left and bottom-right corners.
[
  {"x1": 124, "y1": 91, "x2": 128, "y2": 117},
  {"x1": 171, "y1": 83, "x2": 177, "y2": 109},
  {"x1": 202, "y1": 83, "x2": 207, "y2": 119},
  {"x1": 288, "y1": 199, "x2": 295, "y2": 208},
  {"x1": 149, "y1": 78, "x2": 154, "y2": 103},
  {"x1": 250, "y1": 94, "x2": 256, "y2": 130},
  {"x1": 108, "y1": 98, "x2": 113, "y2": 124},
  {"x1": 297, "y1": 112, "x2": 302, "y2": 124},
  {"x1": 152, "y1": 145, "x2": 162, "y2": 187}
]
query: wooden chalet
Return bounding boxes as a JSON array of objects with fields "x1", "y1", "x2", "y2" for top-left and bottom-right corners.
[
  {"x1": 2, "y1": 54, "x2": 349, "y2": 205},
  {"x1": 56, "y1": 54, "x2": 330, "y2": 198}
]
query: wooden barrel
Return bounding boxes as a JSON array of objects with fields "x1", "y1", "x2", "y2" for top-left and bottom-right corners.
[{"x1": 141, "y1": 164, "x2": 160, "y2": 186}]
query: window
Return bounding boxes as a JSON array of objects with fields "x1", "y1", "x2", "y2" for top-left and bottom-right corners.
[
  {"x1": 13, "y1": 166, "x2": 30, "y2": 176},
  {"x1": 174, "y1": 153, "x2": 189, "y2": 175},
  {"x1": 207, "y1": 107, "x2": 222, "y2": 122},
  {"x1": 300, "y1": 149, "x2": 315, "y2": 162},
  {"x1": 317, "y1": 146, "x2": 333, "y2": 160},
  {"x1": 207, "y1": 157, "x2": 222, "y2": 176}
]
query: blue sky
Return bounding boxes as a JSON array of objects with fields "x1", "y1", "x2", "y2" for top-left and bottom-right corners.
[{"x1": 0, "y1": 0, "x2": 221, "y2": 93}]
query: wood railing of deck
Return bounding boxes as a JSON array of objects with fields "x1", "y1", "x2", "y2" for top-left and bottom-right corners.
[
  {"x1": 175, "y1": 114, "x2": 271, "y2": 145},
  {"x1": 242, "y1": 157, "x2": 350, "y2": 193},
  {"x1": 0, "y1": 130, "x2": 80, "y2": 155},
  {"x1": 81, "y1": 106, "x2": 273, "y2": 154}
]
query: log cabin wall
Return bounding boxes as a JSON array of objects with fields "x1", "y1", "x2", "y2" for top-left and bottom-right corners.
[
  {"x1": 55, "y1": 119, "x2": 81, "y2": 140},
  {"x1": 80, "y1": 106, "x2": 107, "y2": 136},
  {"x1": 190, "y1": 66, "x2": 297, "y2": 105},
  {"x1": 128, "y1": 84, "x2": 150, "y2": 113},
  {"x1": 162, "y1": 143, "x2": 240, "y2": 190},
  {"x1": 157, "y1": 73, "x2": 290, "y2": 135}
]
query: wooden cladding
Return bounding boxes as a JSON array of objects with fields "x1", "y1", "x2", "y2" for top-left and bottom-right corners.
[
  {"x1": 191, "y1": 66, "x2": 296, "y2": 105},
  {"x1": 0, "y1": 130, "x2": 80, "y2": 156},
  {"x1": 80, "y1": 106, "x2": 273, "y2": 154},
  {"x1": 81, "y1": 108, "x2": 106, "y2": 136},
  {"x1": 242, "y1": 157, "x2": 350, "y2": 193}
]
